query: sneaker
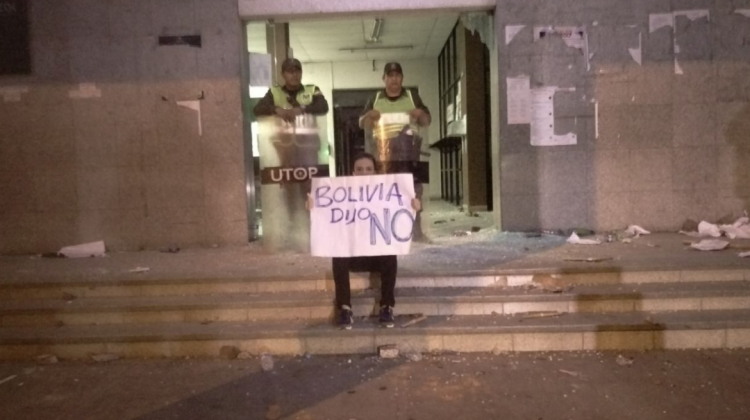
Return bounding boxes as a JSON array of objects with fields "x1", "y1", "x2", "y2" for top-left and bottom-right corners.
[
  {"x1": 379, "y1": 305, "x2": 395, "y2": 328},
  {"x1": 338, "y1": 305, "x2": 353, "y2": 330}
]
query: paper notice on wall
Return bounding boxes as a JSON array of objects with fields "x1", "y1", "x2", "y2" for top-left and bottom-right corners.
[
  {"x1": 628, "y1": 33, "x2": 642, "y2": 66},
  {"x1": 674, "y1": 9, "x2": 709, "y2": 21},
  {"x1": 649, "y1": 13, "x2": 674, "y2": 32},
  {"x1": 249, "y1": 53, "x2": 273, "y2": 87},
  {"x1": 531, "y1": 86, "x2": 577, "y2": 146},
  {"x1": 0, "y1": 86, "x2": 28, "y2": 102},
  {"x1": 505, "y1": 25, "x2": 525, "y2": 45},
  {"x1": 176, "y1": 100, "x2": 203, "y2": 136},
  {"x1": 506, "y1": 76, "x2": 531, "y2": 124},
  {"x1": 69, "y1": 83, "x2": 102, "y2": 99},
  {"x1": 534, "y1": 26, "x2": 589, "y2": 71},
  {"x1": 736, "y1": 9, "x2": 750, "y2": 18}
]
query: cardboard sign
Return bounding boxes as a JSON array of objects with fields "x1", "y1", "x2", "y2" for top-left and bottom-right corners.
[{"x1": 310, "y1": 174, "x2": 416, "y2": 257}]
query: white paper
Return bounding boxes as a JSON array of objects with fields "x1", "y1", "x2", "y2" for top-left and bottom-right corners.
[
  {"x1": 649, "y1": 13, "x2": 674, "y2": 32},
  {"x1": 674, "y1": 9, "x2": 710, "y2": 21},
  {"x1": 698, "y1": 221, "x2": 722, "y2": 238},
  {"x1": 736, "y1": 9, "x2": 750, "y2": 18},
  {"x1": 506, "y1": 76, "x2": 531, "y2": 124},
  {"x1": 176, "y1": 100, "x2": 202, "y2": 136},
  {"x1": 531, "y1": 86, "x2": 577, "y2": 146},
  {"x1": 628, "y1": 33, "x2": 642, "y2": 66},
  {"x1": 59, "y1": 241, "x2": 106, "y2": 258},
  {"x1": 248, "y1": 53, "x2": 273, "y2": 87},
  {"x1": 690, "y1": 239, "x2": 729, "y2": 251},
  {"x1": 739, "y1": 251, "x2": 750, "y2": 258},
  {"x1": 626, "y1": 225, "x2": 650, "y2": 238},
  {"x1": 734, "y1": 216, "x2": 750, "y2": 227},
  {"x1": 720, "y1": 225, "x2": 750, "y2": 239},
  {"x1": 310, "y1": 174, "x2": 416, "y2": 257},
  {"x1": 566, "y1": 232, "x2": 601, "y2": 245},
  {"x1": 505, "y1": 25, "x2": 525, "y2": 45}
]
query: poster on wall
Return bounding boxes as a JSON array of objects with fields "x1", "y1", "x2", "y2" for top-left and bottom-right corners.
[{"x1": 0, "y1": 0, "x2": 31, "y2": 75}]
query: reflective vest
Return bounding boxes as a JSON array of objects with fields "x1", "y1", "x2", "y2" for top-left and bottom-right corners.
[
  {"x1": 373, "y1": 89, "x2": 416, "y2": 113},
  {"x1": 270, "y1": 85, "x2": 316, "y2": 109}
]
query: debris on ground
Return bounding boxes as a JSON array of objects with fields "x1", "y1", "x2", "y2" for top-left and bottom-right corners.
[
  {"x1": 523, "y1": 231, "x2": 543, "y2": 238},
  {"x1": 564, "y1": 257, "x2": 613, "y2": 263},
  {"x1": 616, "y1": 354, "x2": 634, "y2": 366},
  {"x1": 36, "y1": 354, "x2": 59, "y2": 364},
  {"x1": 433, "y1": 220, "x2": 447, "y2": 224},
  {"x1": 91, "y1": 353, "x2": 120, "y2": 363},
  {"x1": 625, "y1": 225, "x2": 650, "y2": 238},
  {"x1": 558, "y1": 369, "x2": 581, "y2": 377},
  {"x1": 491, "y1": 345, "x2": 505, "y2": 356},
  {"x1": 128, "y1": 266, "x2": 150, "y2": 274},
  {"x1": 471, "y1": 226, "x2": 482, "y2": 233},
  {"x1": 260, "y1": 354, "x2": 274, "y2": 371},
  {"x1": 266, "y1": 404, "x2": 281, "y2": 420},
  {"x1": 519, "y1": 311, "x2": 564, "y2": 320},
  {"x1": 378, "y1": 344, "x2": 399, "y2": 359},
  {"x1": 0, "y1": 375, "x2": 18, "y2": 385},
  {"x1": 160, "y1": 245, "x2": 181, "y2": 253},
  {"x1": 452, "y1": 230, "x2": 470, "y2": 237},
  {"x1": 237, "y1": 352, "x2": 252, "y2": 360},
  {"x1": 400, "y1": 314, "x2": 428, "y2": 328},
  {"x1": 58, "y1": 241, "x2": 106, "y2": 258},
  {"x1": 566, "y1": 232, "x2": 601, "y2": 245},
  {"x1": 689, "y1": 239, "x2": 730, "y2": 251},
  {"x1": 404, "y1": 352, "x2": 423, "y2": 362},
  {"x1": 739, "y1": 251, "x2": 750, "y2": 258},
  {"x1": 219, "y1": 346, "x2": 240, "y2": 360}
]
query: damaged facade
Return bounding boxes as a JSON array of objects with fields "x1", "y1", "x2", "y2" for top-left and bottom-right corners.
[{"x1": 0, "y1": 0, "x2": 748, "y2": 254}]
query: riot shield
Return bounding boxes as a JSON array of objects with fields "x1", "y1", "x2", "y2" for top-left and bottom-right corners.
[
  {"x1": 257, "y1": 113, "x2": 329, "y2": 252},
  {"x1": 365, "y1": 112, "x2": 429, "y2": 240}
]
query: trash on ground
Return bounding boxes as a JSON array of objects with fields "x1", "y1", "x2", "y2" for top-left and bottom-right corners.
[
  {"x1": 91, "y1": 353, "x2": 120, "y2": 363},
  {"x1": 739, "y1": 251, "x2": 750, "y2": 258},
  {"x1": 378, "y1": 344, "x2": 399, "y2": 359},
  {"x1": 625, "y1": 225, "x2": 650, "y2": 238},
  {"x1": 616, "y1": 354, "x2": 634, "y2": 366},
  {"x1": 698, "y1": 221, "x2": 722, "y2": 238},
  {"x1": 519, "y1": 311, "x2": 564, "y2": 319},
  {"x1": 0, "y1": 375, "x2": 17, "y2": 385},
  {"x1": 219, "y1": 346, "x2": 240, "y2": 360},
  {"x1": 566, "y1": 232, "x2": 601, "y2": 245},
  {"x1": 564, "y1": 257, "x2": 613, "y2": 263},
  {"x1": 404, "y1": 352, "x2": 423, "y2": 362},
  {"x1": 128, "y1": 267, "x2": 150, "y2": 274},
  {"x1": 260, "y1": 354, "x2": 274, "y2": 371},
  {"x1": 36, "y1": 354, "x2": 58, "y2": 364},
  {"x1": 58, "y1": 241, "x2": 105, "y2": 258},
  {"x1": 400, "y1": 314, "x2": 428, "y2": 328},
  {"x1": 622, "y1": 238, "x2": 632, "y2": 244},
  {"x1": 237, "y1": 352, "x2": 252, "y2": 359},
  {"x1": 567, "y1": 228, "x2": 596, "y2": 236},
  {"x1": 452, "y1": 230, "x2": 470, "y2": 237},
  {"x1": 690, "y1": 239, "x2": 729, "y2": 251},
  {"x1": 471, "y1": 226, "x2": 482, "y2": 233},
  {"x1": 558, "y1": 369, "x2": 581, "y2": 377},
  {"x1": 433, "y1": 220, "x2": 447, "y2": 224}
]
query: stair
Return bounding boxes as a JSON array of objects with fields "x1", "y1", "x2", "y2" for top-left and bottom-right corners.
[{"x1": 1, "y1": 268, "x2": 749, "y2": 359}]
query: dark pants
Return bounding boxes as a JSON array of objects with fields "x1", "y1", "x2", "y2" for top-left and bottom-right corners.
[{"x1": 332, "y1": 255, "x2": 397, "y2": 309}]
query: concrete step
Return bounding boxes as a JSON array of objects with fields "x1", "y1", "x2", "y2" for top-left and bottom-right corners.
[
  {"x1": 2, "y1": 281, "x2": 750, "y2": 327},
  {"x1": 2, "y1": 309, "x2": 750, "y2": 360},
  {"x1": 1, "y1": 268, "x2": 749, "y2": 300}
]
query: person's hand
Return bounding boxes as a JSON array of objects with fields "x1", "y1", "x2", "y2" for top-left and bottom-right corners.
[
  {"x1": 411, "y1": 198, "x2": 421, "y2": 212},
  {"x1": 275, "y1": 107, "x2": 296, "y2": 123},
  {"x1": 305, "y1": 193, "x2": 314, "y2": 211},
  {"x1": 409, "y1": 108, "x2": 428, "y2": 125},
  {"x1": 365, "y1": 109, "x2": 381, "y2": 123}
]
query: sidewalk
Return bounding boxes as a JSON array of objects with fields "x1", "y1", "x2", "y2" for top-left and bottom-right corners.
[{"x1": 1, "y1": 229, "x2": 749, "y2": 286}]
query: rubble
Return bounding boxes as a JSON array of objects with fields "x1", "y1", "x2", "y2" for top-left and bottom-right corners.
[
  {"x1": 59, "y1": 241, "x2": 106, "y2": 258},
  {"x1": 690, "y1": 239, "x2": 730, "y2": 252},
  {"x1": 615, "y1": 354, "x2": 634, "y2": 366},
  {"x1": 261, "y1": 354, "x2": 274, "y2": 371},
  {"x1": 566, "y1": 232, "x2": 601, "y2": 245},
  {"x1": 378, "y1": 344, "x2": 399, "y2": 359}
]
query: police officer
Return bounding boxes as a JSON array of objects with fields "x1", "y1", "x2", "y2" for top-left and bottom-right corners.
[
  {"x1": 253, "y1": 58, "x2": 329, "y2": 118},
  {"x1": 360, "y1": 62, "x2": 431, "y2": 240}
]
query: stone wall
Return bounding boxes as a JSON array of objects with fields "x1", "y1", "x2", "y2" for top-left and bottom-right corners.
[{"x1": 0, "y1": 0, "x2": 248, "y2": 253}]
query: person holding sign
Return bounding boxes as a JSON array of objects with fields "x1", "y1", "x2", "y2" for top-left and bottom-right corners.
[
  {"x1": 359, "y1": 62, "x2": 431, "y2": 241},
  {"x1": 307, "y1": 152, "x2": 421, "y2": 329}
]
